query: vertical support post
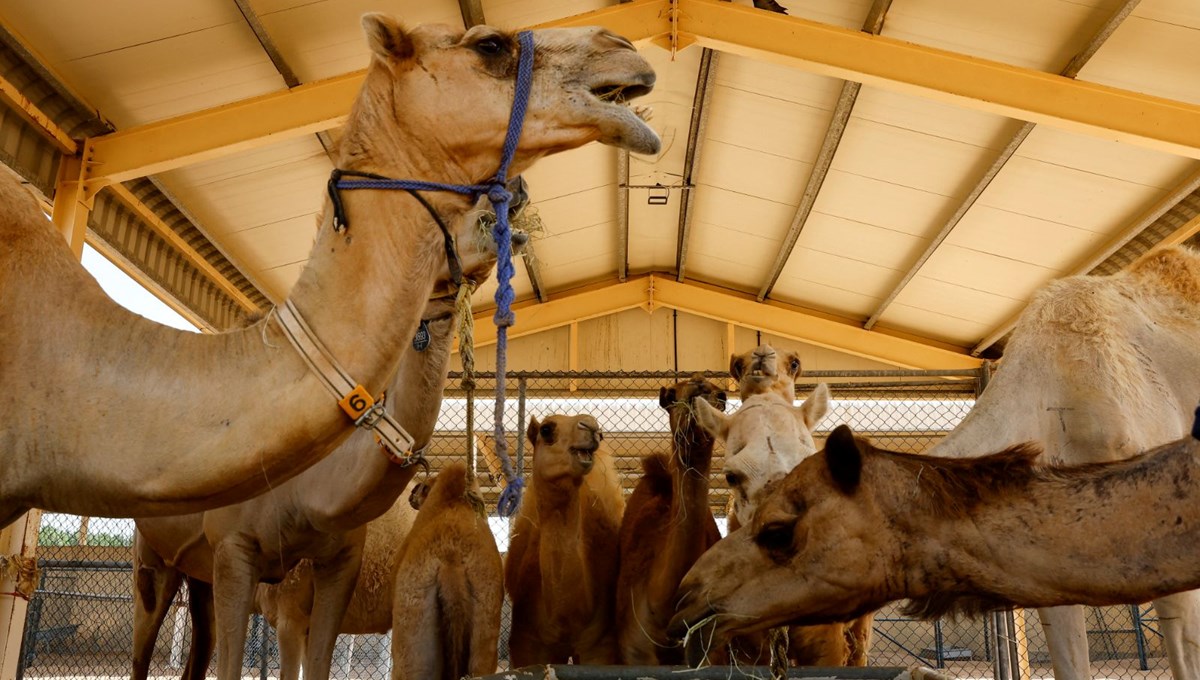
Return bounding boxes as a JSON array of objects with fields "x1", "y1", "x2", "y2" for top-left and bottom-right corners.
[
  {"x1": 933, "y1": 619, "x2": 946, "y2": 668},
  {"x1": 1006, "y1": 609, "x2": 1022, "y2": 680},
  {"x1": 49, "y1": 156, "x2": 93, "y2": 260},
  {"x1": 75, "y1": 517, "x2": 89, "y2": 547},
  {"x1": 466, "y1": 385, "x2": 477, "y2": 474},
  {"x1": 568, "y1": 322, "x2": 579, "y2": 392},
  {"x1": 1011, "y1": 609, "x2": 1030, "y2": 680},
  {"x1": 992, "y1": 611, "x2": 1011, "y2": 680},
  {"x1": 725, "y1": 323, "x2": 737, "y2": 392},
  {"x1": 1, "y1": 512, "x2": 40, "y2": 680},
  {"x1": 516, "y1": 378, "x2": 527, "y2": 477},
  {"x1": 1132, "y1": 605, "x2": 1149, "y2": 670}
]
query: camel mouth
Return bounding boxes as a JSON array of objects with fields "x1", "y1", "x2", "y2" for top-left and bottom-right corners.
[
  {"x1": 581, "y1": 73, "x2": 660, "y2": 155},
  {"x1": 570, "y1": 444, "x2": 598, "y2": 470}
]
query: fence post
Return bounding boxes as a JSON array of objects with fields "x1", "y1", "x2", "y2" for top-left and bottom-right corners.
[
  {"x1": 0, "y1": 511, "x2": 40, "y2": 680},
  {"x1": 992, "y1": 611, "x2": 1011, "y2": 680},
  {"x1": 466, "y1": 383, "x2": 477, "y2": 474},
  {"x1": 517, "y1": 378, "x2": 527, "y2": 477},
  {"x1": 933, "y1": 619, "x2": 946, "y2": 668}
]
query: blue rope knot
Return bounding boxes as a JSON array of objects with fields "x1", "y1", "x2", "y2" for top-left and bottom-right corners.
[
  {"x1": 497, "y1": 476, "x2": 526, "y2": 518},
  {"x1": 487, "y1": 184, "x2": 512, "y2": 204}
]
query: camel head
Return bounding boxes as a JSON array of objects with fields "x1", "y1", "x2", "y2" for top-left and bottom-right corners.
[
  {"x1": 670, "y1": 425, "x2": 894, "y2": 659},
  {"x1": 527, "y1": 414, "x2": 604, "y2": 484},
  {"x1": 408, "y1": 462, "x2": 486, "y2": 515},
  {"x1": 659, "y1": 373, "x2": 728, "y2": 436},
  {"x1": 693, "y1": 384, "x2": 832, "y2": 527},
  {"x1": 729, "y1": 344, "x2": 802, "y2": 401},
  {"x1": 351, "y1": 15, "x2": 660, "y2": 185}
]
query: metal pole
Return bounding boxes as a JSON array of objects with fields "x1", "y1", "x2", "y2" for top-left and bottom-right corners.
[
  {"x1": 992, "y1": 611, "x2": 1011, "y2": 680},
  {"x1": 466, "y1": 384, "x2": 477, "y2": 474},
  {"x1": 933, "y1": 619, "x2": 946, "y2": 668},
  {"x1": 258, "y1": 614, "x2": 268, "y2": 680},
  {"x1": 1132, "y1": 604, "x2": 1149, "y2": 670},
  {"x1": 517, "y1": 378, "x2": 527, "y2": 477},
  {"x1": 1006, "y1": 609, "x2": 1021, "y2": 680}
]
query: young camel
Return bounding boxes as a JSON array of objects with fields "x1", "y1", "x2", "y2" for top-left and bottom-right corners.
[
  {"x1": 390, "y1": 462, "x2": 503, "y2": 680},
  {"x1": 704, "y1": 345, "x2": 871, "y2": 667},
  {"x1": 505, "y1": 414, "x2": 626, "y2": 665},
  {"x1": 925, "y1": 245, "x2": 1200, "y2": 680},
  {"x1": 0, "y1": 13, "x2": 658, "y2": 527},
  {"x1": 616, "y1": 374, "x2": 727, "y2": 664},
  {"x1": 671, "y1": 422, "x2": 1200, "y2": 658}
]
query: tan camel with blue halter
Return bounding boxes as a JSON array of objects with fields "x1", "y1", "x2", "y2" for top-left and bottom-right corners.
[{"x1": 0, "y1": 13, "x2": 658, "y2": 529}]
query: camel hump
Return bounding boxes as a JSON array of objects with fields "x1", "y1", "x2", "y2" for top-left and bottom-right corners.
[
  {"x1": 640, "y1": 453, "x2": 673, "y2": 496},
  {"x1": 1126, "y1": 246, "x2": 1200, "y2": 304},
  {"x1": 423, "y1": 462, "x2": 476, "y2": 510}
]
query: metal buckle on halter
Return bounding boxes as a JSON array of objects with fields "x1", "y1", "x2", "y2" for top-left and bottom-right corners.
[
  {"x1": 354, "y1": 399, "x2": 387, "y2": 429},
  {"x1": 379, "y1": 438, "x2": 430, "y2": 469}
]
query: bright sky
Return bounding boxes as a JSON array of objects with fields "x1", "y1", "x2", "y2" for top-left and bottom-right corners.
[{"x1": 81, "y1": 244, "x2": 198, "y2": 332}]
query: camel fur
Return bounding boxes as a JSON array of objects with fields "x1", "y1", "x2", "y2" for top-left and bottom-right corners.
[
  {"x1": 0, "y1": 14, "x2": 658, "y2": 528},
  {"x1": 616, "y1": 374, "x2": 726, "y2": 664},
  {"x1": 389, "y1": 463, "x2": 503, "y2": 680},
  {"x1": 505, "y1": 414, "x2": 625, "y2": 665},
  {"x1": 672, "y1": 424, "x2": 1200, "y2": 657},
  {"x1": 928, "y1": 246, "x2": 1200, "y2": 680}
]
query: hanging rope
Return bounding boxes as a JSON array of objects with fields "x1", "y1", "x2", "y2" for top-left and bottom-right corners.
[
  {"x1": 327, "y1": 31, "x2": 536, "y2": 516},
  {"x1": 768, "y1": 626, "x2": 790, "y2": 680}
]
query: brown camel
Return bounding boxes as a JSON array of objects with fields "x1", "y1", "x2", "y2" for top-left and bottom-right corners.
[
  {"x1": 926, "y1": 246, "x2": 1200, "y2": 680},
  {"x1": 671, "y1": 423, "x2": 1200, "y2": 661},
  {"x1": 505, "y1": 414, "x2": 625, "y2": 665},
  {"x1": 616, "y1": 374, "x2": 727, "y2": 664},
  {"x1": 389, "y1": 462, "x2": 503, "y2": 680},
  {"x1": 0, "y1": 13, "x2": 658, "y2": 528}
]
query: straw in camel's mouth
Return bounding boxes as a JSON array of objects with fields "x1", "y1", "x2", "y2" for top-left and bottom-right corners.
[
  {"x1": 571, "y1": 445, "x2": 597, "y2": 468},
  {"x1": 589, "y1": 83, "x2": 653, "y2": 122}
]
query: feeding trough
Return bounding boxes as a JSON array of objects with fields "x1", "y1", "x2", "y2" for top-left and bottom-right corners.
[{"x1": 475, "y1": 665, "x2": 955, "y2": 680}]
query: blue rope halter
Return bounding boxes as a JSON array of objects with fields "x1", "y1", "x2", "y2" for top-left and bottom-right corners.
[{"x1": 328, "y1": 31, "x2": 534, "y2": 517}]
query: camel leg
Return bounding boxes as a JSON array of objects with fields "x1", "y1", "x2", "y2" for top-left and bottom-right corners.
[
  {"x1": 1152, "y1": 590, "x2": 1200, "y2": 679},
  {"x1": 212, "y1": 539, "x2": 261, "y2": 680},
  {"x1": 184, "y1": 578, "x2": 215, "y2": 680},
  {"x1": 132, "y1": 538, "x2": 184, "y2": 680},
  {"x1": 301, "y1": 548, "x2": 363, "y2": 680},
  {"x1": 274, "y1": 606, "x2": 309, "y2": 680},
  {"x1": 1038, "y1": 605, "x2": 1092, "y2": 680},
  {"x1": 391, "y1": 587, "x2": 442, "y2": 680}
]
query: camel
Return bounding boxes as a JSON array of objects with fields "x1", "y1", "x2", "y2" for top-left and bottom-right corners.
[
  {"x1": 505, "y1": 414, "x2": 626, "y2": 665},
  {"x1": 0, "y1": 13, "x2": 659, "y2": 528},
  {"x1": 389, "y1": 462, "x2": 503, "y2": 680},
  {"x1": 922, "y1": 245, "x2": 1200, "y2": 680},
  {"x1": 691, "y1": 348, "x2": 830, "y2": 529},
  {"x1": 705, "y1": 345, "x2": 871, "y2": 667},
  {"x1": 132, "y1": 289, "x2": 456, "y2": 680},
  {"x1": 615, "y1": 374, "x2": 727, "y2": 664},
  {"x1": 670, "y1": 423, "x2": 1200, "y2": 660}
]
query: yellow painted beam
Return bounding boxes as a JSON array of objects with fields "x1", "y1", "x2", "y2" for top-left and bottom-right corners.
[
  {"x1": 650, "y1": 276, "x2": 981, "y2": 369},
  {"x1": 680, "y1": 0, "x2": 1200, "y2": 160},
  {"x1": 84, "y1": 235, "x2": 215, "y2": 333},
  {"x1": 465, "y1": 274, "x2": 980, "y2": 369},
  {"x1": 83, "y1": 1, "x2": 670, "y2": 184},
  {"x1": 465, "y1": 278, "x2": 650, "y2": 349},
  {"x1": 105, "y1": 183, "x2": 261, "y2": 314},
  {"x1": 0, "y1": 72, "x2": 76, "y2": 154}
]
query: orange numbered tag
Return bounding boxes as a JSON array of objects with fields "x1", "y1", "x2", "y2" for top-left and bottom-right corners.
[{"x1": 339, "y1": 384, "x2": 375, "y2": 420}]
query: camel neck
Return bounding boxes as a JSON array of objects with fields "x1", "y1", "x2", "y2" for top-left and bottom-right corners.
[
  {"x1": 897, "y1": 437, "x2": 1200, "y2": 614},
  {"x1": 537, "y1": 481, "x2": 592, "y2": 609}
]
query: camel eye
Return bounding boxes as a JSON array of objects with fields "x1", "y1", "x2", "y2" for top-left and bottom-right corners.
[
  {"x1": 755, "y1": 520, "x2": 795, "y2": 553},
  {"x1": 725, "y1": 471, "x2": 743, "y2": 488},
  {"x1": 789, "y1": 358, "x2": 801, "y2": 373},
  {"x1": 474, "y1": 37, "x2": 505, "y2": 56}
]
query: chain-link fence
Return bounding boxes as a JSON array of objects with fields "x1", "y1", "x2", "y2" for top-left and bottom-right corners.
[{"x1": 14, "y1": 370, "x2": 1173, "y2": 679}]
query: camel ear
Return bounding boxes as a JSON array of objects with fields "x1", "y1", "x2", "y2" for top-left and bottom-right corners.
[
  {"x1": 715, "y1": 390, "x2": 728, "y2": 412},
  {"x1": 362, "y1": 13, "x2": 414, "y2": 62},
  {"x1": 659, "y1": 386, "x2": 676, "y2": 409},
  {"x1": 408, "y1": 481, "x2": 431, "y2": 510},
  {"x1": 729, "y1": 353, "x2": 746, "y2": 382},
  {"x1": 526, "y1": 416, "x2": 540, "y2": 446},
  {"x1": 692, "y1": 396, "x2": 729, "y2": 440},
  {"x1": 794, "y1": 382, "x2": 831, "y2": 430},
  {"x1": 824, "y1": 424, "x2": 862, "y2": 494}
]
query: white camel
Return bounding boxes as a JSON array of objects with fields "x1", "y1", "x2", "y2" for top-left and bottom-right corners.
[{"x1": 930, "y1": 246, "x2": 1200, "y2": 680}]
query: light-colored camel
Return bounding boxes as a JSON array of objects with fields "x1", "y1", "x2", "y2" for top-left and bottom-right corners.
[
  {"x1": 0, "y1": 14, "x2": 659, "y2": 528},
  {"x1": 692, "y1": 348, "x2": 830, "y2": 528},
  {"x1": 707, "y1": 345, "x2": 871, "y2": 667},
  {"x1": 389, "y1": 462, "x2": 503, "y2": 680},
  {"x1": 132, "y1": 288, "x2": 458, "y2": 680},
  {"x1": 671, "y1": 423, "x2": 1200, "y2": 658},
  {"x1": 616, "y1": 374, "x2": 727, "y2": 664},
  {"x1": 926, "y1": 245, "x2": 1200, "y2": 680},
  {"x1": 505, "y1": 414, "x2": 626, "y2": 665}
]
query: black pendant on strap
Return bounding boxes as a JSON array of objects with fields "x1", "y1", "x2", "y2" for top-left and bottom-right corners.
[{"x1": 412, "y1": 319, "x2": 431, "y2": 352}]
